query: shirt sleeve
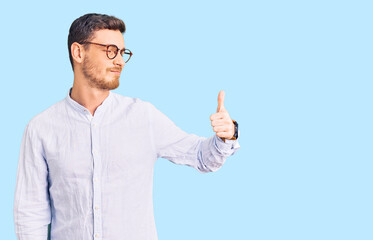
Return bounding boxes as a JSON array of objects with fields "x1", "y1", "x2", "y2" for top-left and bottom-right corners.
[
  {"x1": 14, "y1": 122, "x2": 51, "y2": 240},
  {"x1": 147, "y1": 102, "x2": 240, "y2": 173}
]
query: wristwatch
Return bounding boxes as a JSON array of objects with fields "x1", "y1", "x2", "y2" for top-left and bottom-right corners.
[{"x1": 230, "y1": 120, "x2": 239, "y2": 140}]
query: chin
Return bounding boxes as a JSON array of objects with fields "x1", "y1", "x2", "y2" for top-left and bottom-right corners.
[{"x1": 107, "y1": 80, "x2": 120, "y2": 90}]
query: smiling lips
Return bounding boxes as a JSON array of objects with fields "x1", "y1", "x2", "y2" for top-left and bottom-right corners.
[{"x1": 110, "y1": 69, "x2": 121, "y2": 74}]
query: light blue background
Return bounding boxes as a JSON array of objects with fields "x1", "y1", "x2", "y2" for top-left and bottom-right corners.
[{"x1": 1, "y1": 0, "x2": 372, "y2": 239}]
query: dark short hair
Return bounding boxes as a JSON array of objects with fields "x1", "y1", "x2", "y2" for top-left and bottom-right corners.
[{"x1": 67, "y1": 13, "x2": 126, "y2": 71}]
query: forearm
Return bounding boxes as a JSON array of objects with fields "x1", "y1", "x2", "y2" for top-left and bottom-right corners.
[{"x1": 197, "y1": 134, "x2": 240, "y2": 173}]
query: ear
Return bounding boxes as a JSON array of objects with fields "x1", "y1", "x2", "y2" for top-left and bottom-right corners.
[{"x1": 71, "y1": 42, "x2": 85, "y2": 65}]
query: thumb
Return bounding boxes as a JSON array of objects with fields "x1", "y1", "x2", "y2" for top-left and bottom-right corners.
[{"x1": 217, "y1": 90, "x2": 225, "y2": 112}]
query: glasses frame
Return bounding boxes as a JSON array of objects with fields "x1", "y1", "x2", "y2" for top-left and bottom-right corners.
[{"x1": 81, "y1": 41, "x2": 133, "y2": 63}]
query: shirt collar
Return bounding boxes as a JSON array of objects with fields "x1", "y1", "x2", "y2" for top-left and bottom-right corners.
[{"x1": 65, "y1": 87, "x2": 113, "y2": 115}]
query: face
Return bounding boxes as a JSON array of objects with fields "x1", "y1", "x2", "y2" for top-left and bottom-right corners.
[{"x1": 81, "y1": 29, "x2": 126, "y2": 90}]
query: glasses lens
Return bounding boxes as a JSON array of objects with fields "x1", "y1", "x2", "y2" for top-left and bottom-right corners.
[
  {"x1": 107, "y1": 45, "x2": 118, "y2": 59},
  {"x1": 121, "y1": 49, "x2": 132, "y2": 63}
]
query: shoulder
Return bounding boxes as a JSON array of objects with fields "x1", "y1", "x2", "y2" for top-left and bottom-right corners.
[
  {"x1": 21, "y1": 98, "x2": 65, "y2": 141},
  {"x1": 110, "y1": 91, "x2": 155, "y2": 111},
  {"x1": 27, "y1": 99, "x2": 65, "y2": 129}
]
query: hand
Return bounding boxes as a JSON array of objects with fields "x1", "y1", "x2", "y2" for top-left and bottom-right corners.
[{"x1": 210, "y1": 90, "x2": 235, "y2": 142}]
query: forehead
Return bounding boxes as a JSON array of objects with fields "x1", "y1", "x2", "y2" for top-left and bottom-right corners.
[{"x1": 91, "y1": 29, "x2": 125, "y2": 48}]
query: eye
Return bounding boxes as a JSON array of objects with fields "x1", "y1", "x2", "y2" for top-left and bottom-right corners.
[{"x1": 108, "y1": 45, "x2": 118, "y2": 53}]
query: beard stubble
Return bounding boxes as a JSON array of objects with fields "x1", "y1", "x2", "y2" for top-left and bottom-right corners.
[{"x1": 82, "y1": 56, "x2": 120, "y2": 90}]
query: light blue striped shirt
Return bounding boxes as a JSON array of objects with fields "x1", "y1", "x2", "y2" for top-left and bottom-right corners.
[{"x1": 14, "y1": 87, "x2": 240, "y2": 240}]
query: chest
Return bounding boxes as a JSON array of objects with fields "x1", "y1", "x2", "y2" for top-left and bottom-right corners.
[{"x1": 42, "y1": 119, "x2": 155, "y2": 182}]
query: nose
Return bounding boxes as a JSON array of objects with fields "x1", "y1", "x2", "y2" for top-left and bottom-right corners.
[{"x1": 113, "y1": 53, "x2": 125, "y2": 68}]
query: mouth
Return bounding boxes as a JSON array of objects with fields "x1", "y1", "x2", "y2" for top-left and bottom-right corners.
[{"x1": 110, "y1": 70, "x2": 121, "y2": 75}]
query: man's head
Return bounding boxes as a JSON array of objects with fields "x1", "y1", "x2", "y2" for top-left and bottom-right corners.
[{"x1": 68, "y1": 13, "x2": 129, "y2": 90}]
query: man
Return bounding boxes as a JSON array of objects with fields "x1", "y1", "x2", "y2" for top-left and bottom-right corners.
[{"x1": 13, "y1": 13, "x2": 240, "y2": 240}]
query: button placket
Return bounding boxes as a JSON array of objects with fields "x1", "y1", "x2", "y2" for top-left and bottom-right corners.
[{"x1": 91, "y1": 120, "x2": 102, "y2": 239}]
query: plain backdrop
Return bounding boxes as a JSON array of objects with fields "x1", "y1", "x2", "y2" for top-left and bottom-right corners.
[{"x1": 1, "y1": 0, "x2": 372, "y2": 239}]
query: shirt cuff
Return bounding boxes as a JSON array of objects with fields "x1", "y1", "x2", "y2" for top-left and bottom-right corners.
[{"x1": 214, "y1": 130, "x2": 240, "y2": 155}]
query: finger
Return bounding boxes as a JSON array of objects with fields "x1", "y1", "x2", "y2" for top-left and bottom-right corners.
[
  {"x1": 213, "y1": 126, "x2": 224, "y2": 132},
  {"x1": 213, "y1": 124, "x2": 233, "y2": 133},
  {"x1": 214, "y1": 127, "x2": 232, "y2": 134},
  {"x1": 216, "y1": 131, "x2": 232, "y2": 139},
  {"x1": 217, "y1": 129, "x2": 234, "y2": 138},
  {"x1": 217, "y1": 90, "x2": 225, "y2": 112},
  {"x1": 211, "y1": 119, "x2": 228, "y2": 127},
  {"x1": 210, "y1": 112, "x2": 225, "y2": 121}
]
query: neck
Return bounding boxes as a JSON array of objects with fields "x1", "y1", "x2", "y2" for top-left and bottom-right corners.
[{"x1": 70, "y1": 80, "x2": 110, "y2": 116}]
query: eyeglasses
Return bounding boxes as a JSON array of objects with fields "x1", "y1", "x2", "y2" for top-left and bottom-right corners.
[{"x1": 81, "y1": 41, "x2": 133, "y2": 63}]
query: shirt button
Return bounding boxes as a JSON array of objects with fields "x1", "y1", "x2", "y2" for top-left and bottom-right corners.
[
  {"x1": 95, "y1": 206, "x2": 99, "y2": 210},
  {"x1": 95, "y1": 233, "x2": 100, "y2": 238},
  {"x1": 94, "y1": 178, "x2": 98, "y2": 183},
  {"x1": 92, "y1": 123, "x2": 96, "y2": 127}
]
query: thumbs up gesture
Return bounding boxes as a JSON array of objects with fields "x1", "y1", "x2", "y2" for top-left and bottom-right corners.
[{"x1": 210, "y1": 90, "x2": 235, "y2": 142}]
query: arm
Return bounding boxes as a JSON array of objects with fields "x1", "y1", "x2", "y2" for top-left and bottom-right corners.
[
  {"x1": 148, "y1": 102, "x2": 240, "y2": 173},
  {"x1": 14, "y1": 122, "x2": 51, "y2": 240}
]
